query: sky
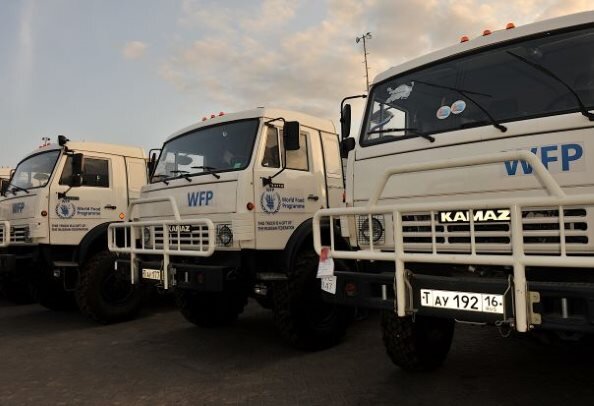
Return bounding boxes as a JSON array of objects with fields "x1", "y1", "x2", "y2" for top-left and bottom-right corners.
[{"x1": 0, "y1": 0, "x2": 592, "y2": 167}]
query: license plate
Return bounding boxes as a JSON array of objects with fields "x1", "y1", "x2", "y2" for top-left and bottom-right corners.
[
  {"x1": 321, "y1": 276, "x2": 337, "y2": 294},
  {"x1": 142, "y1": 268, "x2": 162, "y2": 281},
  {"x1": 420, "y1": 289, "x2": 504, "y2": 314}
]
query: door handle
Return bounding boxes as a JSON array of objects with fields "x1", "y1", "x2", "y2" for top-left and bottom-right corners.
[
  {"x1": 104, "y1": 205, "x2": 117, "y2": 210},
  {"x1": 307, "y1": 194, "x2": 319, "y2": 201}
]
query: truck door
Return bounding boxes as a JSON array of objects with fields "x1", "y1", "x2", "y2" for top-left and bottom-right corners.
[
  {"x1": 320, "y1": 131, "x2": 344, "y2": 209},
  {"x1": 49, "y1": 153, "x2": 128, "y2": 245},
  {"x1": 254, "y1": 125, "x2": 326, "y2": 250}
]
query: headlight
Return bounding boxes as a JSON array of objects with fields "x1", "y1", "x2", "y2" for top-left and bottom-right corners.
[
  {"x1": 358, "y1": 215, "x2": 384, "y2": 244},
  {"x1": 217, "y1": 224, "x2": 233, "y2": 247}
]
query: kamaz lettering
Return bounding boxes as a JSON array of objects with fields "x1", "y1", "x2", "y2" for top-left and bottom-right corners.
[
  {"x1": 504, "y1": 143, "x2": 583, "y2": 176},
  {"x1": 439, "y1": 209, "x2": 511, "y2": 223},
  {"x1": 187, "y1": 190, "x2": 214, "y2": 207},
  {"x1": 168, "y1": 225, "x2": 191, "y2": 233}
]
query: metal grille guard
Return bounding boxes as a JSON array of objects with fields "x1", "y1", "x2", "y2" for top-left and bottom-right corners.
[
  {"x1": 0, "y1": 221, "x2": 9, "y2": 247},
  {"x1": 313, "y1": 150, "x2": 594, "y2": 333},
  {"x1": 108, "y1": 196, "x2": 215, "y2": 289}
]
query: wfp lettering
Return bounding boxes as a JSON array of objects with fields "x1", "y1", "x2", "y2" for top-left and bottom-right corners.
[
  {"x1": 187, "y1": 190, "x2": 214, "y2": 207},
  {"x1": 504, "y1": 143, "x2": 583, "y2": 175}
]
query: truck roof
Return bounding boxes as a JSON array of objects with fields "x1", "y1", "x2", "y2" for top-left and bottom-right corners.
[
  {"x1": 21, "y1": 141, "x2": 146, "y2": 161},
  {"x1": 167, "y1": 107, "x2": 336, "y2": 142},
  {"x1": 374, "y1": 10, "x2": 594, "y2": 85}
]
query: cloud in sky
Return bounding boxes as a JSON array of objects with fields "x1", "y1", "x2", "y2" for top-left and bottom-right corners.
[
  {"x1": 122, "y1": 41, "x2": 149, "y2": 60},
  {"x1": 161, "y1": 0, "x2": 591, "y2": 119},
  {"x1": 13, "y1": 0, "x2": 36, "y2": 108}
]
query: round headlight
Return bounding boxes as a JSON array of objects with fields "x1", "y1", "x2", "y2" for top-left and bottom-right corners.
[
  {"x1": 360, "y1": 217, "x2": 383, "y2": 243},
  {"x1": 218, "y1": 225, "x2": 233, "y2": 246}
]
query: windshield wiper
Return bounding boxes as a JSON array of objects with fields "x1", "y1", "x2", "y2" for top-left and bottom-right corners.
[
  {"x1": 368, "y1": 127, "x2": 435, "y2": 143},
  {"x1": 191, "y1": 166, "x2": 221, "y2": 180},
  {"x1": 413, "y1": 79, "x2": 507, "y2": 132},
  {"x1": 506, "y1": 51, "x2": 594, "y2": 121},
  {"x1": 6, "y1": 183, "x2": 30, "y2": 195},
  {"x1": 168, "y1": 170, "x2": 192, "y2": 182}
]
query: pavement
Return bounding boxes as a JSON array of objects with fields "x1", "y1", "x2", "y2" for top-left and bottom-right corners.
[{"x1": 1, "y1": 298, "x2": 594, "y2": 405}]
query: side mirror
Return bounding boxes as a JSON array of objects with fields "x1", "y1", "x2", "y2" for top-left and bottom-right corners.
[
  {"x1": 147, "y1": 152, "x2": 157, "y2": 176},
  {"x1": 340, "y1": 138, "x2": 356, "y2": 158},
  {"x1": 70, "y1": 153, "x2": 84, "y2": 187},
  {"x1": 284, "y1": 121, "x2": 300, "y2": 151},
  {"x1": 340, "y1": 104, "x2": 352, "y2": 140},
  {"x1": 0, "y1": 179, "x2": 8, "y2": 196}
]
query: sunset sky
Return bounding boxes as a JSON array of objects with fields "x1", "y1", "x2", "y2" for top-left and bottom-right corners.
[{"x1": 0, "y1": 0, "x2": 591, "y2": 166}]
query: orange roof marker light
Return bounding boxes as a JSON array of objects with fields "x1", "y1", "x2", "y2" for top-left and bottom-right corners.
[
  {"x1": 482, "y1": 29, "x2": 492, "y2": 36},
  {"x1": 218, "y1": 112, "x2": 225, "y2": 116},
  {"x1": 506, "y1": 22, "x2": 516, "y2": 29},
  {"x1": 460, "y1": 35, "x2": 469, "y2": 43}
]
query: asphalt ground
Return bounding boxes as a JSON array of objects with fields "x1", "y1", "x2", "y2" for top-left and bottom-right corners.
[{"x1": 1, "y1": 298, "x2": 593, "y2": 406}]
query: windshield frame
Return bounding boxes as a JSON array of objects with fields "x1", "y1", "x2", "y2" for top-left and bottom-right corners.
[
  {"x1": 151, "y1": 118, "x2": 261, "y2": 183},
  {"x1": 9, "y1": 149, "x2": 62, "y2": 192},
  {"x1": 360, "y1": 22, "x2": 594, "y2": 147}
]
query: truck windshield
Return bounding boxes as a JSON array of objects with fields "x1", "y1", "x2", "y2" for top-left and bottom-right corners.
[
  {"x1": 152, "y1": 119, "x2": 259, "y2": 182},
  {"x1": 362, "y1": 25, "x2": 594, "y2": 145},
  {"x1": 10, "y1": 150, "x2": 61, "y2": 191}
]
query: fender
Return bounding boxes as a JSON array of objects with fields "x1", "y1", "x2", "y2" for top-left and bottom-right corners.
[
  {"x1": 283, "y1": 218, "x2": 347, "y2": 274},
  {"x1": 76, "y1": 222, "x2": 114, "y2": 264}
]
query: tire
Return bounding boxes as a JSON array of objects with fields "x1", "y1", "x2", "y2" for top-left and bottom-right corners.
[
  {"x1": 176, "y1": 288, "x2": 247, "y2": 328},
  {"x1": 0, "y1": 276, "x2": 36, "y2": 304},
  {"x1": 75, "y1": 251, "x2": 144, "y2": 324},
  {"x1": 381, "y1": 310, "x2": 455, "y2": 372},
  {"x1": 272, "y1": 249, "x2": 352, "y2": 351}
]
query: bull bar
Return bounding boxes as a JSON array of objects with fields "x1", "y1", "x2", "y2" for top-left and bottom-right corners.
[{"x1": 313, "y1": 150, "x2": 594, "y2": 333}]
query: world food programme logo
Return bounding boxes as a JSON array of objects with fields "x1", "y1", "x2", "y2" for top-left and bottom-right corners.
[
  {"x1": 260, "y1": 190, "x2": 281, "y2": 214},
  {"x1": 56, "y1": 200, "x2": 76, "y2": 219}
]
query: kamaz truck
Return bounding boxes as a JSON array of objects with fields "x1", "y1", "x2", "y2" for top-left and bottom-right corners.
[
  {"x1": 313, "y1": 11, "x2": 594, "y2": 370},
  {"x1": 0, "y1": 136, "x2": 148, "y2": 322},
  {"x1": 108, "y1": 108, "x2": 351, "y2": 349}
]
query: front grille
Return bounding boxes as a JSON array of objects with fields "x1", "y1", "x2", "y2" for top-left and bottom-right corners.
[
  {"x1": 10, "y1": 225, "x2": 30, "y2": 244},
  {"x1": 150, "y1": 225, "x2": 211, "y2": 251},
  {"x1": 401, "y1": 207, "x2": 590, "y2": 255}
]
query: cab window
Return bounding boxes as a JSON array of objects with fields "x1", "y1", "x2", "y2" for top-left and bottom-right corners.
[
  {"x1": 60, "y1": 157, "x2": 110, "y2": 188},
  {"x1": 262, "y1": 126, "x2": 281, "y2": 168},
  {"x1": 286, "y1": 132, "x2": 309, "y2": 171}
]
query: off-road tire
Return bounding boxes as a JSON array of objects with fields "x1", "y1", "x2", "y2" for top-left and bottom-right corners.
[
  {"x1": 0, "y1": 277, "x2": 35, "y2": 304},
  {"x1": 176, "y1": 289, "x2": 248, "y2": 327},
  {"x1": 76, "y1": 251, "x2": 144, "y2": 324},
  {"x1": 273, "y1": 249, "x2": 351, "y2": 351},
  {"x1": 381, "y1": 310, "x2": 455, "y2": 372}
]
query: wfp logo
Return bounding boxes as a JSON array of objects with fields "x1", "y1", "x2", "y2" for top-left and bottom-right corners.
[
  {"x1": 56, "y1": 200, "x2": 76, "y2": 219},
  {"x1": 504, "y1": 143, "x2": 583, "y2": 176},
  {"x1": 187, "y1": 190, "x2": 214, "y2": 207},
  {"x1": 12, "y1": 202, "x2": 25, "y2": 214},
  {"x1": 260, "y1": 190, "x2": 281, "y2": 214}
]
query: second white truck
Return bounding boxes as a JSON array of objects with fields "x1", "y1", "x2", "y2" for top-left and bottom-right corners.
[{"x1": 109, "y1": 108, "x2": 352, "y2": 349}]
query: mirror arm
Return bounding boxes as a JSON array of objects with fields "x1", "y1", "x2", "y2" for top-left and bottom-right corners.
[{"x1": 340, "y1": 94, "x2": 367, "y2": 115}]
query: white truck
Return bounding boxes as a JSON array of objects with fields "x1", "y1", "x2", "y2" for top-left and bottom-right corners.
[
  {"x1": 0, "y1": 136, "x2": 148, "y2": 323},
  {"x1": 313, "y1": 11, "x2": 594, "y2": 371},
  {"x1": 108, "y1": 107, "x2": 351, "y2": 349}
]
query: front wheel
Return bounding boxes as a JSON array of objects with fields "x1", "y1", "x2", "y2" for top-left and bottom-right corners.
[
  {"x1": 272, "y1": 249, "x2": 352, "y2": 351},
  {"x1": 381, "y1": 311, "x2": 455, "y2": 372},
  {"x1": 75, "y1": 251, "x2": 144, "y2": 324},
  {"x1": 176, "y1": 288, "x2": 247, "y2": 328}
]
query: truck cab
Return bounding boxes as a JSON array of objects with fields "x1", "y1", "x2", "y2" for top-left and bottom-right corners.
[
  {"x1": 109, "y1": 107, "x2": 351, "y2": 349},
  {"x1": 0, "y1": 137, "x2": 148, "y2": 322},
  {"x1": 314, "y1": 11, "x2": 594, "y2": 370}
]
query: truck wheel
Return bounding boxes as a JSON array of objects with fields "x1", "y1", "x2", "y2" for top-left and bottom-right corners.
[
  {"x1": 176, "y1": 289, "x2": 247, "y2": 327},
  {"x1": 0, "y1": 277, "x2": 35, "y2": 304},
  {"x1": 272, "y1": 249, "x2": 351, "y2": 351},
  {"x1": 75, "y1": 251, "x2": 144, "y2": 324},
  {"x1": 381, "y1": 310, "x2": 455, "y2": 372}
]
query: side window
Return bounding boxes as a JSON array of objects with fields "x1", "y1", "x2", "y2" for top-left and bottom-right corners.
[
  {"x1": 262, "y1": 126, "x2": 281, "y2": 168},
  {"x1": 321, "y1": 134, "x2": 342, "y2": 178},
  {"x1": 60, "y1": 156, "x2": 110, "y2": 188},
  {"x1": 286, "y1": 132, "x2": 309, "y2": 171}
]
